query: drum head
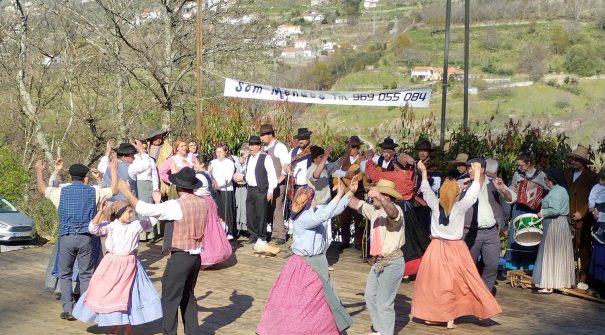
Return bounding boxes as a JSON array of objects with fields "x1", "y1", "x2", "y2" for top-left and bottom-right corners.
[{"x1": 515, "y1": 228, "x2": 542, "y2": 247}]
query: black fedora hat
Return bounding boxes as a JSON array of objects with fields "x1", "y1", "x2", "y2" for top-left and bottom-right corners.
[
  {"x1": 415, "y1": 139, "x2": 435, "y2": 152},
  {"x1": 294, "y1": 128, "x2": 313, "y2": 140},
  {"x1": 143, "y1": 128, "x2": 169, "y2": 141},
  {"x1": 168, "y1": 167, "x2": 203, "y2": 190},
  {"x1": 347, "y1": 135, "x2": 362, "y2": 146},
  {"x1": 68, "y1": 164, "x2": 89, "y2": 178},
  {"x1": 116, "y1": 143, "x2": 137, "y2": 155},
  {"x1": 259, "y1": 124, "x2": 275, "y2": 135},
  {"x1": 378, "y1": 137, "x2": 398, "y2": 150},
  {"x1": 248, "y1": 135, "x2": 262, "y2": 145}
]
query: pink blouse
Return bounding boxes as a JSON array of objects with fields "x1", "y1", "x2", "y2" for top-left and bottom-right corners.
[
  {"x1": 89, "y1": 218, "x2": 158, "y2": 255},
  {"x1": 158, "y1": 154, "x2": 195, "y2": 184}
]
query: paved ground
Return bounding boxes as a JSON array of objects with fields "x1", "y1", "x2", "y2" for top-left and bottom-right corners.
[{"x1": 0, "y1": 240, "x2": 604, "y2": 335}]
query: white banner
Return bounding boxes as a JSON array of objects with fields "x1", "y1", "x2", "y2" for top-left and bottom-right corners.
[{"x1": 223, "y1": 78, "x2": 432, "y2": 107}]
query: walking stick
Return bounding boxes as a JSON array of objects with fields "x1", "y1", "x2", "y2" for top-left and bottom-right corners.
[
  {"x1": 362, "y1": 216, "x2": 369, "y2": 262},
  {"x1": 283, "y1": 172, "x2": 291, "y2": 234}
]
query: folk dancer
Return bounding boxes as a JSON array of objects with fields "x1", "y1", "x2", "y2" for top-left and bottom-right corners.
[
  {"x1": 104, "y1": 143, "x2": 138, "y2": 201},
  {"x1": 209, "y1": 143, "x2": 237, "y2": 239},
  {"x1": 257, "y1": 179, "x2": 355, "y2": 335},
  {"x1": 35, "y1": 159, "x2": 118, "y2": 321},
  {"x1": 349, "y1": 178, "x2": 406, "y2": 335},
  {"x1": 72, "y1": 199, "x2": 162, "y2": 335},
  {"x1": 412, "y1": 161, "x2": 501, "y2": 329},
  {"x1": 128, "y1": 139, "x2": 161, "y2": 241},
  {"x1": 415, "y1": 139, "x2": 442, "y2": 193},
  {"x1": 119, "y1": 168, "x2": 207, "y2": 335},
  {"x1": 463, "y1": 158, "x2": 507, "y2": 293}
]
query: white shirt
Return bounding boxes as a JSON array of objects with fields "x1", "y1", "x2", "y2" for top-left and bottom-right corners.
[
  {"x1": 135, "y1": 199, "x2": 201, "y2": 254},
  {"x1": 332, "y1": 155, "x2": 361, "y2": 178},
  {"x1": 128, "y1": 153, "x2": 160, "y2": 191},
  {"x1": 264, "y1": 139, "x2": 291, "y2": 176},
  {"x1": 290, "y1": 147, "x2": 311, "y2": 186},
  {"x1": 477, "y1": 179, "x2": 497, "y2": 228},
  {"x1": 245, "y1": 152, "x2": 278, "y2": 193},
  {"x1": 209, "y1": 158, "x2": 235, "y2": 191},
  {"x1": 573, "y1": 170, "x2": 582, "y2": 182},
  {"x1": 97, "y1": 155, "x2": 109, "y2": 177},
  {"x1": 422, "y1": 180, "x2": 481, "y2": 240},
  {"x1": 89, "y1": 218, "x2": 158, "y2": 255}
]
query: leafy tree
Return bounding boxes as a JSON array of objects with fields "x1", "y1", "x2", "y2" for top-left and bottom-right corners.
[
  {"x1": 564, "y1": 44, "x2": 604, "y2": 76},
  {"x1": 550, "y1": 24, "x2": 570, "y2": 54},
  {"x1": 393, "y1": 33, "x2": 412, "y2": 52}
]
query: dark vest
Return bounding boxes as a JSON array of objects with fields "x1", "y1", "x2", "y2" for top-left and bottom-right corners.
[
  {"x1": 58, "y1": 182, "x2": 97, "y2": 235},
  {"x1": 247, "y1": 154, "x2": 269, "y2": 192},
  {"x1": 265, "y1": 140, "x2": 284, "y2": 177},
  {"x1": 291, "y1": 147, "x2": 312, "y2": 169},
  {"x1": 377, "y1": 156, "x2": 395, "y2": 171},
  {"x1": 462, "y1": 180, "x2": 505, "y2": 231}
]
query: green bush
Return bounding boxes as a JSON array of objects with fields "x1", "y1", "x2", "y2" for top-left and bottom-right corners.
[{"x1": 0, "y1": 145, "x2": 29, "y2": 204}]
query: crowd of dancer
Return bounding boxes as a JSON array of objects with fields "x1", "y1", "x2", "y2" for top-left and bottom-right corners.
[{"x1": 35, "y1": 124, "x2": 605, "y2": 335}]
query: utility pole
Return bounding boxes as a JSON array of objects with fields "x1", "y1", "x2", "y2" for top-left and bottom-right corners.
[
  {"x1": 195, "y1": 0, "x2": 203, "y2": 136},
  {"x1": 440, "y1": 0, "x2": 452, "y2": 148},
  {"x1": 463, "y1": 0, "x2": 470, "y2": 130}
]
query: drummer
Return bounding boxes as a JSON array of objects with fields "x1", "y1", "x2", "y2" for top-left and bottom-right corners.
[
  {"x1": 463, "y1": 158, "x2": 506, "y2": 293},
  {"x1": 497, "y1": 152, "x2": 547, "y2": 270}
]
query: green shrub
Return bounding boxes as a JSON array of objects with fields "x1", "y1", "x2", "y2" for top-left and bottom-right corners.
[{"x1": 0, "y1": 145, "x2": 28, "y2": 204}]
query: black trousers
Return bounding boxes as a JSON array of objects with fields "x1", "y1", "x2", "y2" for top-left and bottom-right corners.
[
  {"x1": 161, "y1": 251, "x2": 201, "y2": 335},
  {"x1": 246, "y1": 187, "x2": 269, "y2": 241}
]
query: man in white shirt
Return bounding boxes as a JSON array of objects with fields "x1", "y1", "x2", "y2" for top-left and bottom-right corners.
[
  {"x1": 286, "y1": 128, "x2": 313, "y2": 189},
  {"x1": 235, "y1": 135, "x2": 279, "y2": 254},
  {"x1": 261, "y1": 124, "x2": 291, "y2": 245},
  {"x1": 464, "y1": 158, "x2": 505, "y2": 293}
]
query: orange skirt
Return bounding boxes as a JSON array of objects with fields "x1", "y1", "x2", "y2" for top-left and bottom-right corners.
[{"x1": 411, "y1": 239, "x2": 502, "y2": 322}]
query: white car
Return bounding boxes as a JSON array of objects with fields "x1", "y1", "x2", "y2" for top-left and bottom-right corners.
[{"x1": 0, "y1": 196, "x2": 36, "y2": 242}]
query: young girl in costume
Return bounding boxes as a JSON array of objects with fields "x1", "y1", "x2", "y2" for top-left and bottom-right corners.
[
  {"x1": 73, "y1": 200, "x2": 163, "y2": 335},
  {"x1": 412, "y1": 161, "x2": 501, "y2": 329}
]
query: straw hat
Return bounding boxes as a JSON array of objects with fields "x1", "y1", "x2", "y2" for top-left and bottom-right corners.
[
  {"x1": 566, "y1": 145, "x2": 593, "y2": 165},
  {"x1": 372, "y1": 179, "x2": 403, "y2": 200},
  {"x1": 448, "y1": 153, "x2": 469, "y2": 165}
]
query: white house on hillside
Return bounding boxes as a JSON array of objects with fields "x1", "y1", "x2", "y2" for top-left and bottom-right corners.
[
  {"x1": 411, "y1": 66, "x2": 435, "y2": 81},
  {"x1": 302, "y1": 11, "x2": 324, "y2": 22},
  {"x1": 294, "y1": 40, "x2": 308, "y2": 49},
  {"x1": 276, "y1": 25, "x2": 302, "y2": 37},
  {"x1": 364, "y1": 0, "x2": 379, "y2": 9},
  {"x1": 135, "y1": 8, "x2": 162, "y2": 25}
]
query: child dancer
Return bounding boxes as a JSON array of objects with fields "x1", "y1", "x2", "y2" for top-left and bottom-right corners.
[
  {"x1": 73, "y1": 200, "x2": 162, "y2": 335},
  {"x1": 412, "y1": 161, "x2": 501, "y2": 329}
]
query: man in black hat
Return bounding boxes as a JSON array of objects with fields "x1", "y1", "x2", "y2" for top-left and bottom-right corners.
[
  {"x1": 118, "y1": 167, "x2": 207, "y2": 335},
  {"x1": 260, "y1": 124, "x2": 291, "y2": 245},
  {"x1": 35, "y1": 159, "x2": 118, "y2": 321},
  {"x1": 415, "y1": 139, "x2": 442, "y2": 193},
  {"x1": 103, "y1": 142, "x2": 138, "y2": 201},
  {"x1": 235, "y1": 135, "x2": 280, "y2": 254},
  {"x1": 333, "y1": 136, "x2": 367, "y2": 249},
  {"x1": 465, "y1": 158, "x2": 506, "y2": 293},
  {"x1": 365, "y1": 136, "x2": 398, "y2": 172},
  {"x1": 286, "y1": 128, "x2": 313, "y2": 190}
]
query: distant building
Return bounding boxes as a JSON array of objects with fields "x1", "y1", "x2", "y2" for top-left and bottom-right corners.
[
  {"x1": 302, "y1": 11, "x2": 324, "y2": 22},
  {"x1": 334, "y1": 18, "x2": 348, "y2": 24},
  {"x1": 294, "y1": 40, "x2": 308, "y2": 49},
  {"x1": 411, "y1": 66, "x2": 436, "y2": 81},
  {"x1": 276, "y1": 25, "x2": 302, "y2": 37},
  {"x1": 411, "y1": 66, "x2": 465, "y2": 81},
  {"x1": 321, "y1": 41, "x2": 338, "y2": 51},
  {"x1": 281, "y1": 48, "x2": 298, "y2": 59},
  {"x1": 311, "y1": 0, "x2": 327, "y2": 6},
  {"x1": 364, "y1": 0, "x2": 379, "y2": 9}
]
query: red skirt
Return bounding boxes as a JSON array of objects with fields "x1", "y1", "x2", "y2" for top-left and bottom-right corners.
[
  {"x1": 411, "y1": 239, "x2": 502, "y2": 322},
  {"x1": 257, "y1": 255, "x2": 339, "y2": 335}
]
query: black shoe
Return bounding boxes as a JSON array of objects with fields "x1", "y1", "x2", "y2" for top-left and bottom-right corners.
[
  {"x1": 60, "y1": 312, "x2": 76, "y2": 321},
  {"x1": 274, "y1": 238, "x2": 286, "y2": 245}
]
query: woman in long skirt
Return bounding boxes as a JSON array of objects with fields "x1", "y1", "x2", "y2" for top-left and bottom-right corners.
[
  {"x1": 257, "y1": 181, "x2": 353, "y2": 335},
  {"x1": 209, "y1": 143, "x2": 236, "y2": 239},
  {"x1": 412, "y1": 161, "x2": 501, "y2": 329},
  {"x1": 532, "y1": 168, "x2": 575, "y2": 293}
]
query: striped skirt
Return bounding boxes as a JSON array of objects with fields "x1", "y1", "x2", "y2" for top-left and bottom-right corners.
[{"x1": 532, "y1": 216, "x2": 575, "y2": 289}]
